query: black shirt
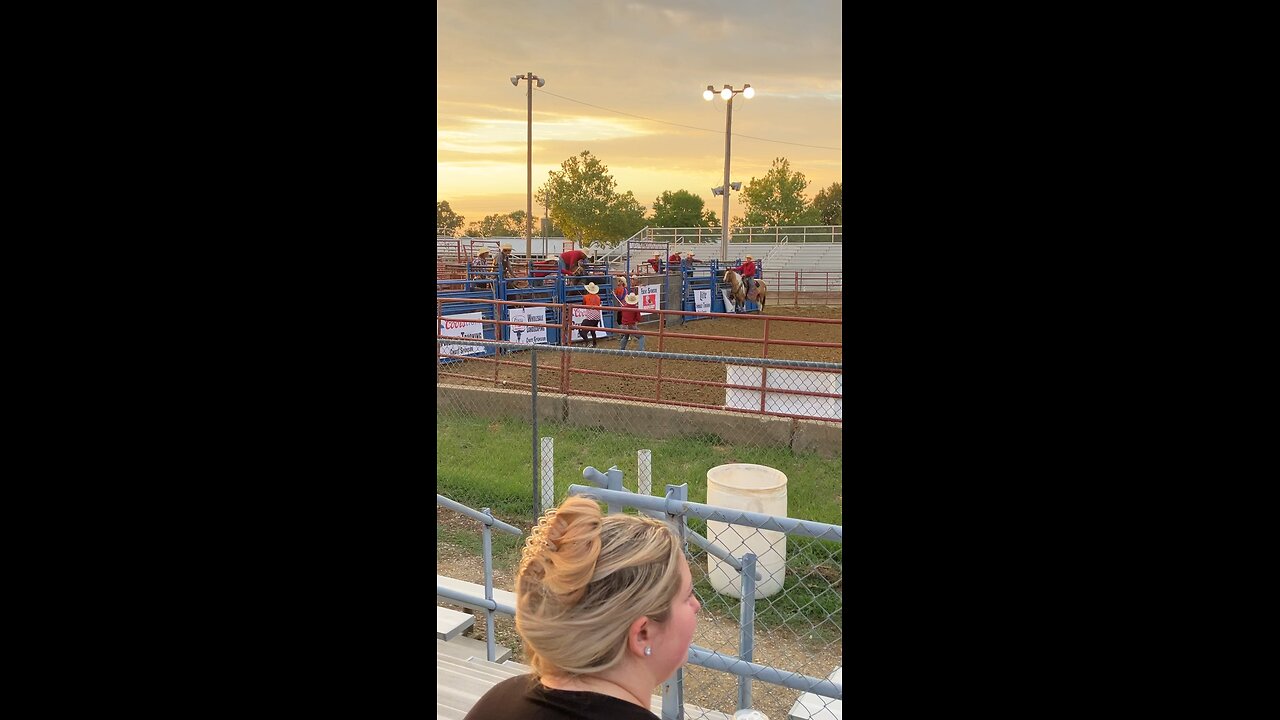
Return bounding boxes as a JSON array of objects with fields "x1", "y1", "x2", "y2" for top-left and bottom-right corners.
[{"x1": 462, "y1": 674, "x2": 657, "y2": 720}]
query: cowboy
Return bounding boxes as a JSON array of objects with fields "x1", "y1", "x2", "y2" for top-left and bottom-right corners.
[
  {"x1": 558, "y1": 246, "x2": 594, "y2": 275},
  {"x1": 617, "y1": 292, "x2": 645, "y2": 352},
  {"x1": 668, "y1": 250, "x2": 683, "y2": 265},
  {"x1": 472, "y1": 247, "x2": 493, "y2": 270},
  {"x1": 680, "y1": 251, "x2": 695, "y2": 271},
  {"x1": 579, "y1": 282, "x2": 603, "y2": 347},
  {"x1": 498, "y1": 243, "x2": 515, "y2": 276},
  {"x1": 735, "y1": 254, "x2": 758, "y2": 297},
  {"x1": 646, "y1": 252, "x2": 662, "y2": 274}
]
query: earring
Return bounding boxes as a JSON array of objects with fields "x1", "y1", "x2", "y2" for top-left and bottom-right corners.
[{"x1": 644, "y1": 646, "x2": 652, "y2": 656}]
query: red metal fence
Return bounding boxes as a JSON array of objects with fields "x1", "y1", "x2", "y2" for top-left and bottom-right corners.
[
  {"x1": 436, "y1": 297, "x2": 841, "y2": 422},
  {"x1": 758, "y1": 270, "x2": 842, "y2": 306}
]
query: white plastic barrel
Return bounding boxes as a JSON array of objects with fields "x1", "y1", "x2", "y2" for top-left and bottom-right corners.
[{"x1": 706, "y1": 463, "x2": 787, "y2": 599}]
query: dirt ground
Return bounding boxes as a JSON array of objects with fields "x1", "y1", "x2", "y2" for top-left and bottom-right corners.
[
  {"x1": 439, "y1": 306, "x2": 842, "y2": 409},
  {"x1": 437, "y1": 507, "x2": 842, "y2": 720}
]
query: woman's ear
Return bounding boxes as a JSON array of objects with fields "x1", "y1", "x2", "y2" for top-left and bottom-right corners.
[{"x1": 627, "y1": 615, "x2": 651, "y2": 656}]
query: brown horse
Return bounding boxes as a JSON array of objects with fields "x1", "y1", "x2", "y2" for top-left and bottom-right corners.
[{"x1": 723, "y1": 269, "x2": 767, "y2": 312}]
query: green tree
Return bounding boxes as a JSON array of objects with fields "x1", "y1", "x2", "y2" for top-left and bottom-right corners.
[
  {"x1": 463, "y1": 210, "x2": 536, "y2": 238},
  {"x1": 739, "y1": 157, "x2": 811, "y2": 226},
  {"x1": 809, "y1": 182, "x2": 842, "y2": 225},
  {"x1": 535, "y1": 151, "x2": 647, "y2": 250},
  {"x1": 437, "y1": 201, "x2": 465, "y2": 236},
  {"x1": 650, "y1": 190, "x2": 719, "y2": 228}
]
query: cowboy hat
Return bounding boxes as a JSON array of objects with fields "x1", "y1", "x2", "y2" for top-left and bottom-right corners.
[
  {"x1": 744, "y1": 254, "x2": 754, "y2": 260},
  {"x1": 477, "y1": 248, "x2": 491, "y2": 255},
  {"x1": 501, "y1": 244, "x2": 513, "y2": 251},
  {"x1": 584, "y1": 282, "x2": 600, "y2": 294},
  {"x1": 652, "y1": 252, "x2": 662, "y2": 257},
  {"x1": 682, "y1": 251, "x2": 693, "y2": 257},
  {"x1": 624, "y1": 293, "x2": 639, "y2": 305}
]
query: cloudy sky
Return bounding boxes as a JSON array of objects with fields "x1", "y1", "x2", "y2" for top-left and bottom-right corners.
[{"x1": 437, "y1": 0, "x2": 842, "y2": 230}]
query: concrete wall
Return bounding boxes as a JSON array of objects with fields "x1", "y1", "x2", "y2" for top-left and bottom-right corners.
[{"x1": 437, "y1": 384, "x2": 841, "y2": 457}]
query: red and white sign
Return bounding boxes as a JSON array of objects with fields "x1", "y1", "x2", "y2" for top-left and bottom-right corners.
[
  {"x1": 638, "y1": 284, "x2": 660, "y2": 316},
  {"x1": 571, "y1": 305, "x2": 609, "y2": 338},
  {"x1": 439, "y1": 312, "x2": 486, "y2": 358}
]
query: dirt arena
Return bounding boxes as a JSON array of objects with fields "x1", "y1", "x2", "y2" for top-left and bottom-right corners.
[{"x1": 438, "y1": 306, "x2": 842, "y2": 408}]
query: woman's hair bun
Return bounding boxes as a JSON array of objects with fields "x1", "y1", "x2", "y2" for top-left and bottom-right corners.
[{"x1": 520, "y1": 496, "x2": 603, "y2": 607}]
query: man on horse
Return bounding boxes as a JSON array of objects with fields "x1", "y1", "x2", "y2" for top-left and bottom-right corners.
[{"x1": 735, "y1": 254, "x2": 758, "y2": 298}]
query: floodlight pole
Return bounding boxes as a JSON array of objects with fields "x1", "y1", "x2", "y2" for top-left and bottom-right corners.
[
  {"x1": 721, "y1": 94, "x2": 733, "y2": 263},
  {"x1": 514, "y1": 72, "x2": 543, "y2": 264},
  {"x1": 706, "y1": 84, "x2": 752, "y2": 262}
]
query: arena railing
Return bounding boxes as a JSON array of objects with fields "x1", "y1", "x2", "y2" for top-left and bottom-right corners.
[{"x1": 435, "y1": 494, "x2": 523, "y2": 662}]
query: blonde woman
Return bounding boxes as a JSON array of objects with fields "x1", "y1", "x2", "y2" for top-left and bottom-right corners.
[{"x1": 465, "y1": 496, "x2": 701, "y2": 719}]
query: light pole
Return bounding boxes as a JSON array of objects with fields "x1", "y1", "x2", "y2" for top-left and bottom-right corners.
[
  {"x1": 512, "y1": 72, "x2": 545, "y2": 264},
  {"x1": 704, "y1": 83, "x2": 754, "y2": 262}
]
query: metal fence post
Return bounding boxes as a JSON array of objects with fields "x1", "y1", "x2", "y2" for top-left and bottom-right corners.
[
  {"x1": 531, "y1": 346, "x2": 540, "y2": 516},
  {"x1": 541, "y1": 437, "x2": 554, "y2": 513},
  {"x1": 738, "y1": 552, "x2": 757, "y2": 712},
  {"x1": 605, "y1": 466, "x2": 624, "y2": 515},
  {"x1": 638, "y1": 449, "x2": 652, "y2": 496},
  {"x1": 661, "y1": 482, "x2": 689, "y2": 720},
  {"x1": 482, "y1": 507, "x2": 497, "y2": 662}
]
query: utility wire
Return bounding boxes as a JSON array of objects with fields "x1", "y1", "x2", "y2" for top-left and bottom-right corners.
[{"x1": 536, "y1": 89, "x2": 841, "y2": 151}]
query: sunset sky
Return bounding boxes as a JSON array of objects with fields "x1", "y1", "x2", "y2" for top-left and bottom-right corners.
[{"x1": 436, "y1": 0, "x2": 842, "y2": 231}]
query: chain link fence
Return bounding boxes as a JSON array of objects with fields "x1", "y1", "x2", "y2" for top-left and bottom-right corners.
[{"x1": 437, "y1": 333, "x2": 841, "y2": 719}]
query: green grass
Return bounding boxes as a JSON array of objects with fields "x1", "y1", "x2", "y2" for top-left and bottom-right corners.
[
  {"x1": 437, "y1": 524, "x2": 526, "y2": 569},
  {"x1": 437, "y1": 412, "x2": 841, "y2": 630}
]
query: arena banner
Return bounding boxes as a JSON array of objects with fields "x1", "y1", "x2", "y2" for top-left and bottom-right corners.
[
  {"x1": 571, "y1": 305, "x2": 609, "y2": 338},
  {"x1": 721, "y1": 288, "x2": 737, "y2": 313},
  {"x1": 638, "y1": 284, "x2": 661, "y2": 316},
  {"x1": 440, "y1": 312, "x2": 486, "y2": 358},
  {"x1": 507, "y1": 306, "x2": 549, "y2": 345},
  {"x1": 695, "y1": 289, "x2": 711, "y2": 314}
]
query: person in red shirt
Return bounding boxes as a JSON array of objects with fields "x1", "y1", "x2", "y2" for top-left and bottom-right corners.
[
  {"x1": 558, "y1": 247, "x2": 595, "y2": 274},
  {"x1": 578, "y1": 282, "x2": 603, "y2": 347},
  {"x1": 617, "y1": 292, "x2": 645, "y2": 352},
  {"x1": 668, "y1": 251, "x2": 682, "y2": 265},
  {"x1": 735, "y1": 254, "x2": 758, "y2": 296},
  {"x1": 645, "y1": 252, "x2": 662, "y2": 274}
]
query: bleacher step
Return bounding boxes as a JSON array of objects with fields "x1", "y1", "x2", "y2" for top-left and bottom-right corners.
[
  {"x1": 437, "y1": 635, "x2": 511, "y2": 663},
  {"x1": 465, "y1": 656, "x2": 527, "y2": 678},
  {"x1": 436, "y1": 703, "x2": 466, "y2": 720},
  {"x1": 437, "y1": 574, "x2": 518, "y2": 613},
  {"x1": 436, "y1": 606, "x2": 474, "y2": 641},
  {"x1": 438, "y1": 654, "x2": 520, "y2": 683}
]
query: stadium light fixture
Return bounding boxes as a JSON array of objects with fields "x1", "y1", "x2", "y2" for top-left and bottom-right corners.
[{"x1": 703, "y1": 83, "x2": 754, "y2": 261}]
